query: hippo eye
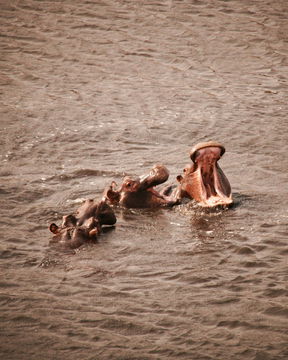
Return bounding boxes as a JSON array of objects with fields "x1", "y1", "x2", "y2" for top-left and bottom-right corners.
[{"x1": 126, "y1": 182, "x2": 131, "y2": 187}]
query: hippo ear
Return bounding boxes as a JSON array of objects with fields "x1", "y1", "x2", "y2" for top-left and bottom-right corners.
[
  {"x1": 176, "y1": 175, "x2": 183, "y2": 183},
  {"x1": 49, "y1": 223, "x2": 59, "y2": 234},
  {"x1": 106, "y1": 189, "x2": 120, "y2": 203}
]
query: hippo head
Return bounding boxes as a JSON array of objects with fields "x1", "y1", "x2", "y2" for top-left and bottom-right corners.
[
  {"x1": 49, "y1": 199, "x2": 116, "y2": 248},
  {"x1": 176, "y1": 141, "x2": 232, "y2": 207},
  {"x1": 103, "y1": 164, "x2": 178, "y2": 208}
]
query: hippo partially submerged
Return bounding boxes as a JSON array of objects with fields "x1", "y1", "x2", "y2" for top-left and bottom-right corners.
[
  {"x1": 49, "y1": 199, "x2": 116, "y2": 248},
  {"x1": 48, "y1": 142, "x2": 232, "y2": 248},
  {"x1": 176, "y1": 141, "x2": 233, "y2": 207},
  {"x1": 103, "y1": 164, "x2": 179, "y2": 208}
]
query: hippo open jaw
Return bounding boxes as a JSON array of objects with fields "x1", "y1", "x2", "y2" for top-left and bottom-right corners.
[
  {"x1": 103, "y1": 164, "x2": 178, "y2": 208},
  {"x1": 190, "y1": 141, "x2": 232, "y2": 207},
  {"x1": 138, "y1": 164, "x2": 170, "y2": 190},
  {"x1": 177, "y1": 141, "x2": 233, "y2": 207}
]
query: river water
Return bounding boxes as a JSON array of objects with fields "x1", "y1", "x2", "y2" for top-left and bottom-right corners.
[{"x1": 1, "y1": 1, "x2": 287, "y2": 359}]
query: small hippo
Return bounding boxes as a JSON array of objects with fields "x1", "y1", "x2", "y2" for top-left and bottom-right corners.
[
  {"x1": 176, "y1": 141, "x2": 233, "y2": 207},
  {"x1": 103, "y1": 164, "x2": 179, "y2": 208},
  {"x1": 49, "y1": 199, "x2": 116, "y2": 248}
]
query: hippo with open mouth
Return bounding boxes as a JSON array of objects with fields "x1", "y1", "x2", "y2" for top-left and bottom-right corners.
[
  {"x1": 103, "y1": 164, "x2": 179, "y2": 208},
  {"x1": 176, "y1": 141, "x2": 233, "y2": 207},
  {"x1": 49, "y1": 199, "x2": 116, "y2": 248}
]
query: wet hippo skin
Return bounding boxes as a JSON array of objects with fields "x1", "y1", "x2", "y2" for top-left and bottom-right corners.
[
  {"x1": 103, "y1": 164, "x2": 179, "y2": 208},
  {"x1": 49, "y1": 199, "x2": 116, "y2": 248},
  {"x1": 176, "y1": 141, "x2": 233, "y2": 207}
]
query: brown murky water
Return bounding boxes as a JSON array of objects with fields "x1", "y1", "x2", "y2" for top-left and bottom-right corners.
[{"x1": 1, "y1": 1, "x2": 287, "y2": 359}]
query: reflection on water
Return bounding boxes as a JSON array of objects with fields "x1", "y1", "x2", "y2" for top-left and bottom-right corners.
[{"x1": 1, "y1": 0, "x2": 288, "y2": 359}]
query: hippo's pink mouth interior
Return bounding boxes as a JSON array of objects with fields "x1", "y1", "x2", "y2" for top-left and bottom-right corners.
[{"x1": 190, "y1": 144, "x2": 232, "y2": 207}]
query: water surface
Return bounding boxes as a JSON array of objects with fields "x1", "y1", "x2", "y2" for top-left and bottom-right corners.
[{"x1": 0, "y1": 1, "x2": 287, "y2": 359}]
